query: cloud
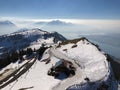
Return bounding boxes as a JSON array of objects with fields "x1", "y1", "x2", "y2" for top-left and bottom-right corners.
[{"x1": 0, "y1": 17, "x2": 120, "y2": 32}]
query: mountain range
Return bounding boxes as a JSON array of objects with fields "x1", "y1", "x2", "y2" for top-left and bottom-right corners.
[
  {"x1": 34, "y1": 20, "x2": 73, "y2": 26},
  {"x1": 0, "y1": 20, "x2": 18, "y2": 35},
  {"x1": 0, "y1": 28, "x2": 66, "y2": 58},
  {"x1": 0, "y1": 28, "x2": 120, "y2": 90},
  {"x1": 0, "y1": 20, "x2": 16, "y2": 27}
]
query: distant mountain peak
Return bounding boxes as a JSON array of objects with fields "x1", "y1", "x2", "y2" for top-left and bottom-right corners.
[
  {"x1": 0, "y1": 20, "x2": 16, "y2": 27},
  {"x1": 34, "y1": 20, "x2": 73, "y2": 26},
  {"x1": 34, "y1": 21, "x2": 48, "y2": 25},
  {"x1": 13, "y1": 28, "x2": 48, "y2": 34},
  {"x1": 47, "y1": 20, "x2": 73, "y2": 26}
]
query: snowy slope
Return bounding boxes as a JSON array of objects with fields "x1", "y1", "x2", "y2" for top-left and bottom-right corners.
[
  {"x1": 3, "y1": 60, "x2": 61, "y2": 90},
  {"x1": 0, "y1": 28, "x2": 66, "y2": 58},
  {"x1": 57, "y1": 39, "x2": 109, "y2": 82},
  {"x1": 0, "y1": 38, "x2": 117, "y2": 90},
  {"x1": 50, "y1": 38, "x2": 111, "y2": 90}
]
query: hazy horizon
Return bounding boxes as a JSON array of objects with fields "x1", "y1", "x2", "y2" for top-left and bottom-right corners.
[
  {"x1": 0, "y1": 0, "x2": 120, "y2": 59},
  {"x1": 0, "y1": 18, "x2": 120, "y2": 36},
  {"x1": 0, "y1": 0, "x2": 120, "y2": 35}
]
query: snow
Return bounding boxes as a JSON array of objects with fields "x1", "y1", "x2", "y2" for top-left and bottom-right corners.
[
  {"x1": 57, "y1": 40, "x2": 109, "y2": 82},
  {"x1": 0, "y1": 60, "x2": 28, "y2": 74},
  {"x1": 1, "y1": 39, "x2": 114, "y2": 90},
  {"x1": 3, "y1": 59, "x2": 60, "y2": 90},
  {"x1": 27, "y1": 43, "x2": 42, "y2": 50},
  {"x1": 0, "y1": 47, "x2": 4, "y2": 49},
  {"x1": 40, "y1": 48, "x2": 50, "y2": 61},
  {"x1": 24, "y1": 37, "x2": 54, "y2": 50},
  {"x1": 51, "y1": 40, "x2": 110, "y2": 90},
  {"x1": 11, "y1": 29, "x2": 47, "y2": 36},
  {"x1": 119, "y1": 84, "x2": 120, "y2": 90},
  {"x1": 0, "y1": 28, "x2": 65, "y2": 58}
]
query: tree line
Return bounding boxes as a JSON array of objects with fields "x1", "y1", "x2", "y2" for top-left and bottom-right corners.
[{"x1": 0, "y1": 44, "x2": 47, "y2": 69}]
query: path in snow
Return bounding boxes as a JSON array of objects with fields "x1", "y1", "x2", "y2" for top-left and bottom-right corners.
[
  {"x1": 52, "y1": 67, "x2": 82, "y2": 90},
  {"x1": 50, "y1": 48, "x2": 81, "y2": 68},
  {"x1": 49, "y1": 48, "x2": 83, "y2": 90}
]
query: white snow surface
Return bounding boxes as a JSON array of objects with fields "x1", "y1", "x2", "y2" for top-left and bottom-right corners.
[
  {"x1": 0, "y1": 60, "x2": 28, "y2": 74},
  {"x1": 57, "y1": 40, "x2": 109, "y2": 82},
  {"x1": 27, "y1": 37, "x2": 54, "y2": 50},
  {"x1": 3, "y1": 59, "x2": 60, "y2": 90},
  {"x1": 1, "y1": 39, "x2": 111, "y2": 90},
  {"x1": 11, "y1": 29, "x2": 47, "y2": 36}
]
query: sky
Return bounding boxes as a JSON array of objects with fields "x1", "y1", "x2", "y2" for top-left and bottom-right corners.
[
  {"x1": 0, "y1": 0, "x2": 120, "y2": 36},
  {"x1": 0, "y1": 0, "x2": 120, "y2": 19},
  {"x1": 0, "y1": 0, "x2": 120, "y2": 58}
]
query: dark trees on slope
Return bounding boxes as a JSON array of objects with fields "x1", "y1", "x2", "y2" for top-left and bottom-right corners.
[
  {"x1": 0, "y1": 47, "x2": 33, "y2": 69},
  {"x1": 27, "y1": 48, "x2": 33, "y2": 56},
  {"x1": 37, "y1": 44, "x2": 48, "y2": 60},
  {"x1": 0, "y1": 44, "x2": 49, "y2": 69},
  {"x1": 10, "y1": 51, "x2": 19, "y2": 63},
  {"x1": 0, "y1": 54, "x2": 11, "y2": 69}
]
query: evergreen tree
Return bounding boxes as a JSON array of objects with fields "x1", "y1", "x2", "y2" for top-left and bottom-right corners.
[
  {"x1": 11, "y1": 50, "x2": 19, "y2": 63},
  {"x1": 27, "y1": 48, "x2": 33, "y2": 56}
]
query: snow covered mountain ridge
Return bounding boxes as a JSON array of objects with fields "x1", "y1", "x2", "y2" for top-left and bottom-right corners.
[
  {"x1": 34, "y1": 20, "x2": 73, "y2": 26},
  {"x1": 0, "y1": 36, "x2": 118, "y2": 90},
  {"x1": 0, "y1": 28, "x2": 119, "y2": 90},
  {"x1": 0, "y1": 28, "x2": 66, "y2": 58}
]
